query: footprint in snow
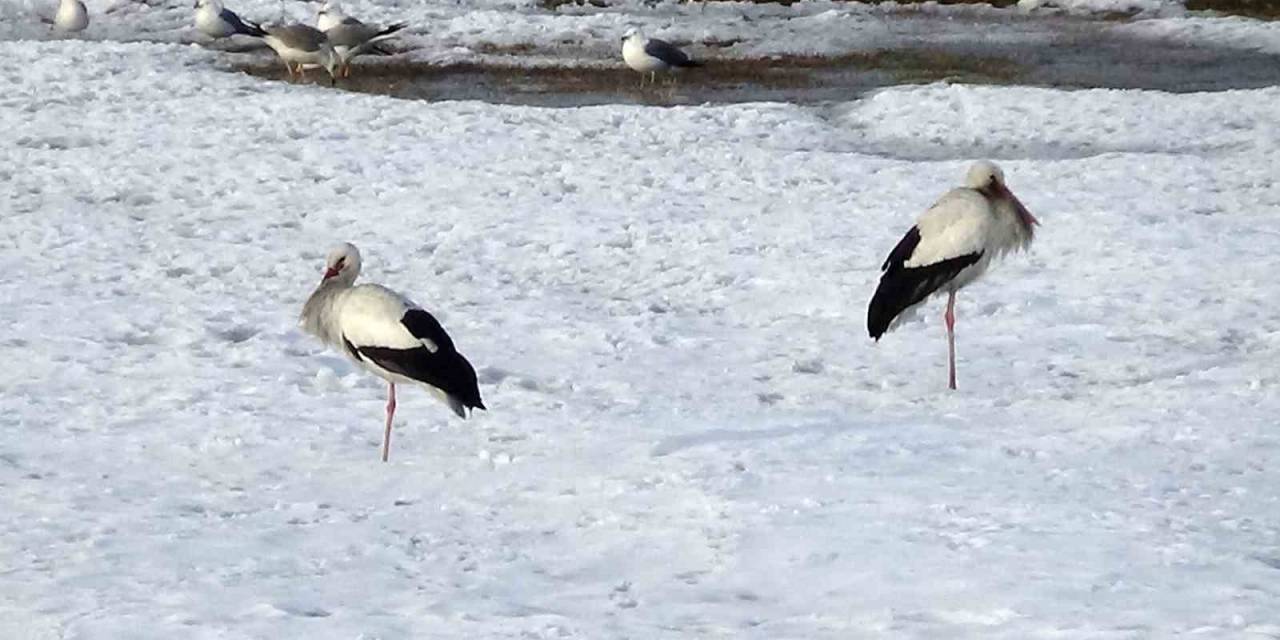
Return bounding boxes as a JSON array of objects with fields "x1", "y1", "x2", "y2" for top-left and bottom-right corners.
[
  {"x1": 477, "y1": 366, "x2": 511, "y2": 384},
  {"x1": 478, "y1": 366, "x2": 553, "y2": 393},
  {"x1": 270, "y1": 602, "x2": 331, "y2": 618},
  {"x1": 610, "y1": 582, "x2": 638, "y2": 609},
  {"x1": 207, "y1": 324, "x2": 259, "y2": 344}
]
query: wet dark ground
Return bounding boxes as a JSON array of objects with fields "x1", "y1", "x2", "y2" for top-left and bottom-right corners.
[{"x1": 232, "y1": 12, "x2": 1280, "y2": 106}]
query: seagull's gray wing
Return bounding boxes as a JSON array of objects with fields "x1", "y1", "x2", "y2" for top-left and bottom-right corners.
[
  {"x1": 327, "y1": 21, "x2": 406, "y2": 52},
  {"x1": 268, "y1": 24, "x2": 327, "y2": 52},
  {"x1": 325, "y1": 21, "x2": 378, "y2": 47},
  {"x1": 644, "y1": 38, "x2": 696, "y2": 67}
]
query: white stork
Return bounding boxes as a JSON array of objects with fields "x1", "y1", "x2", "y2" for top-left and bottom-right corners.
[
  {"x1": 867, "y1": 160, "x2": 1039, "y2": 390},
  {"x1": 301, "y1": 243, "x2": 485, "y2": 461}
]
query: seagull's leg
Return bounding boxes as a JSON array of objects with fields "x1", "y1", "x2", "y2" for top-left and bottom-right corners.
[
  {"x1": 945, "y1": 291, "x2": 957, "y2": 390},
  {"x1": 382, "y1": 382, "x2": 397, "y2": 462}
]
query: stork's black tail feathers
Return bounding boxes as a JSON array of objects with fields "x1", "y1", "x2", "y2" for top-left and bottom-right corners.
[
  {"x1": 868, "y1": 272, "x2": 921, "y2": 340},
  {"x1": 443, "y1": 352, "x2": 486, "y2": 419}
]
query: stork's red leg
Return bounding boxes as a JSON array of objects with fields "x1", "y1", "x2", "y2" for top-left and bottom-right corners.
[
  {"x1": 382, "y1": 382, "x2": 396, "y2": 462},
  {"x1": 945, "y1": 291, "x2": 957, "y2": 390}
]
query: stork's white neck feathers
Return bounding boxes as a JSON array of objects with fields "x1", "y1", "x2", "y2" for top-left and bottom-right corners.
[{"x1": 300, "y1": 279, "x2": 351, "y2": 351}]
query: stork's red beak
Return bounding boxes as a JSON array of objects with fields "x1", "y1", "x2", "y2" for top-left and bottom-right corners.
[
  {"x1": 1014, "y1": 195, "x2": 1039, "y2": 227},
  {"x1": 999, "y1": 184, "x2": 1039, "y2": 227},
  {"x1": 1018, "y1": 197, "x2": 1039, "y2": 227},
  {"x1": 323, "y1": 267, "x2": 339, "y2": 280}
]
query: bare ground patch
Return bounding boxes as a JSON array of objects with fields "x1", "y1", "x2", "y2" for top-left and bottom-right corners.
[{"x1": 231, "y1": 49, "x2": 1026, "y2": 106}]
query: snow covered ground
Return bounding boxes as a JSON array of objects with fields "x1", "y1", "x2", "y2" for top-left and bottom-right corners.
[
  {"x1": 0, "y1": 0, "x2": 1198, "y2": 67},
  {"x1": 3, "y1": 16, "x2": 1280, "y2": 640}
]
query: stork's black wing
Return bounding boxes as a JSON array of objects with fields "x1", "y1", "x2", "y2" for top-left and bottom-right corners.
[
  {"x1": 348, "y1": 309, "x2": 485, "y2": 417},
  {"x1": 867, "y1": 226, "x2": 982, "y2": 340}
]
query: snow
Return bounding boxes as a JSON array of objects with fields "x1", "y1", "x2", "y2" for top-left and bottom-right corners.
[
  {"x1": 3, "y1": 13, "x2": 1280, "y2": 640},
  {"x1": 0, "y1": 0, "x2": 1196, "y2": 67},
  {"x1": 1115, "y1": 15, "x2": 1280, "y2": 54},
  {"x1": 1016, "y1": 0, "x2": 1182, "y2": 16}
]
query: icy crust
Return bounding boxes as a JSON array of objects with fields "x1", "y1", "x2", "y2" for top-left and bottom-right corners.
[
  {"x1": 2, "y1": 40, "x2": 1280, "y2": 638},
  {"x1": 0, "y1": 0, "x2": 1209, "y2": 68},
  {"x1": 1017, "y1": 0, "x2": 1183, "y2": 15},
  {"x1": 1114, "y1": 14, "x2": 1280, "y2": 54}
]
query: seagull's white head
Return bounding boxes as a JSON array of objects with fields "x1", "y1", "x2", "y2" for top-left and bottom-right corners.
[
  {"x1": 316, "y1": 1, "x2": 346, "y2": 31},
  {"x1": 322, "y1": 45, "x2": 340, "y2": 81},
  {"x1": 621, "y1": 27, "x2": 642, "y2": 44},
  {"x1": 194, "y1": 0, "x2": 222, "y2": 11},
  {"x1": 322, "y1": 242, "x2": 362, "y2": 284},
  {"x1": 300, "y1": 42, "x2": 341, "y2": 85},
  {"x1": 317, "y1": 1, "x2": 344, "y2": 18}
]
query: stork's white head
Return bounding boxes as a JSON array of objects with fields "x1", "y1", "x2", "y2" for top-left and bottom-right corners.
[
  {"x1": 966, "y1": 160, "x2": 1039, "y2": 232},
  {"x1": 322, "y1": 242, "x2": 362, "y2": 284},
  {"x1": 964, "y1": 160, "x2": 1005, "y2": 190}
]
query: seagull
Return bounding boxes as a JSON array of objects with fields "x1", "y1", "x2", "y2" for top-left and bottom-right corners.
[
  {"x1": 255, "y1": 23, "x2": 339, "y2": 84},
  {"x1": 319, "y1": 7, "x2": 407, "y2": 78},
  {"x1": 867, "y1": 161, "x2": 1039, "y2": 390},
  {"x1": 301, "y1": 243, "x2": 486, "y2": 462},
  {"x1": 620, "y1": 28, "x2": 700, "y2": 86},
  {"x1": 193, "y1": 0, "x2": 265, "y2": 39},
  {"x1": 54, "y1": 0, "x2": 88, "y2": 32},
  {"x1": 314, "y1": 0, "x2": 345, "y2": 32}
]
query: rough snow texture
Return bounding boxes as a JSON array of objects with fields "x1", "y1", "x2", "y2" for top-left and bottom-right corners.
[
  {"x1": 1016, "y1": 0, "x2": 1182, "y2": 15},
  {"x1": 3, "y1": 38, "x2": 1280, "y2": 639},
  {"x1": 0, "y1": 0, "x2": 1202, "y2": 67},
  {"x1": 1115, "y1": 15, "x2": 1280, "y2": 53}
]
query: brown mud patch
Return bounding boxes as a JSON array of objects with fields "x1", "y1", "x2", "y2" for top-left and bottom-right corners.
[{"x1": 233, "y1": 49, "x2": 1026, "y2": 106}]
